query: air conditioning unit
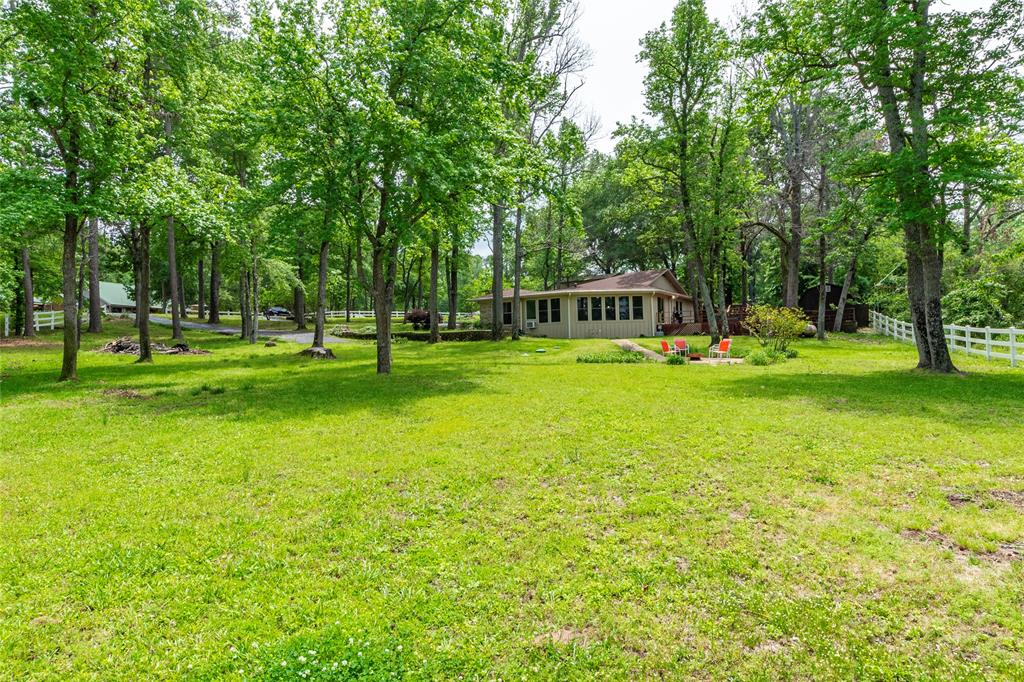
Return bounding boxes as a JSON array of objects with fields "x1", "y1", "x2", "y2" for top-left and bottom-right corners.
[{"x1": 526, "y1": 320, "x2": 537, "y2": 329}]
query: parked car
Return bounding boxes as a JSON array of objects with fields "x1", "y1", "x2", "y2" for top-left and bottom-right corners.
[{"x1": 264, "y1": 306, "x2": 293, "y2": 320}]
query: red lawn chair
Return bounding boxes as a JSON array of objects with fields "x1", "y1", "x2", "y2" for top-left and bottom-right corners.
[
  {"x1": 709, "y1": 338, "x2": 732, "y2": 359},
  {"x1": 660, "y1": 340, "x2": 680, "y2": 356}
]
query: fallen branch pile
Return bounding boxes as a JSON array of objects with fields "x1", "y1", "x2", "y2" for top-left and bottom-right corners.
[{"x1": 97, "y1": 337, "x2": 211, "y2": 355}]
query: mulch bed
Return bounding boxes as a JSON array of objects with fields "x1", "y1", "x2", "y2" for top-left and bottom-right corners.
[{"x1": 97, "y1": 337, "x2": 211, "y2": 356}]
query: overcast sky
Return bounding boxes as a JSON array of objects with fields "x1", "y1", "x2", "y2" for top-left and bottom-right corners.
[
  {"x1": 576, "y1": 0, "x2": 744, "y2": 154},
  {"x1": 575, "y1": 0, "x2": 993, "y2": 154}
]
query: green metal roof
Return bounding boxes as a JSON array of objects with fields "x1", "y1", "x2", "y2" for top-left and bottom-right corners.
[{"x1": 87, "y1": 281, "x2": 135, "y2": 307}]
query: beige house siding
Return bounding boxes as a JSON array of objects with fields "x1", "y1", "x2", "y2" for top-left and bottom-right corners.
[
  {"x1": 478, "y1": 292, "x2": 693, "y2": 338},
  {"x1": 523, "y1": 293, "x2": 656, "y2": 339},
  {"x1": 473, "y1": 270, "x2": 696, "y2": 339}
]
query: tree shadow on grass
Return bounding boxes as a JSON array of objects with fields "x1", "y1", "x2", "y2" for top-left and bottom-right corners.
[
  {"x1": 720, "y1": 366, "x2": 1024, "y2": 430},
  {"x1": 2, "y1": 336, "x2": 500, "y2": 422}
]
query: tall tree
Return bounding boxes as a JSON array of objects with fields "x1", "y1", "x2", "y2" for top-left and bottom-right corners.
[
  {"x1": 4, "y1": 0, "x2": 144, "y2": 378},
  {"x1": 754, "y1": 0, "x2": 1024, "y2": 371},
  {"x1": 625, "y1": 0, "x2": 732, "y2": 340}
]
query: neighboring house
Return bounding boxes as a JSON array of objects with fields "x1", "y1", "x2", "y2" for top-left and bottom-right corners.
[
  {"x1": 473, "y1": 269, "x2": 697, "y2": 339},
  {"x1": 84, "y1": 281, "x2": 158, "y2": 315}
]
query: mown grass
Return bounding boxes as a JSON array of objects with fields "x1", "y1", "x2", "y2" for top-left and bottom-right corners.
[{"x1": 1, "y1": 322, "x2": 1023, "y2": 679}]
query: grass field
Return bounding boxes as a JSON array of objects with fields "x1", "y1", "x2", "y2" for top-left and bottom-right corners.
[{"x1": 1, "y1": 322, "x2": 1023, "y2": 679}]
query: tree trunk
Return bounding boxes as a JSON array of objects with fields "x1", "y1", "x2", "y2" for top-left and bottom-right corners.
[
  {"x1": 429, "y1": 239, "x2": 440, "y2": 344},
  {"x1": 372, "y1": 239, "x2": 399, "y2": 374},
  {"x1": 22, "y1": 245, "x2": 34, "y2": 337},
  {"x1": 918, "y1": 226, "x2": 956, "y2": 372},
  {"x1": 137, "y1": 222, "x2": 153, "y2": 363},
  {"x1": 13, "y1": 251, "x2": 24, "y2": 336},
  {"x1": 248, "y1": 246, "x2": 259, "y2": 344},
  {"x1": 197, "y1": 251, "x2": 205, "y2": 320},
  {"x1": 904, "y1": 228, "x2": 932, "y2": 368},
  {"x1": 345, "y1": 243, "x2": 352, "y2": 324},
  {"x1": 784, "y1": 177, "x2": 802, "y2": 308},
  {"x1": 178, "y1": 270, "x2": 188, "y2": 319},
  {"x1": 76, "y1": 229, "x2": 87, "y2": 349},
  {"x1": 239, "y1": 270, "x2": 250, "y2": 340},
  {"x1": 208, "y1": 239, "x2": 221, "y2": 324},
  {"x1": 816, "y1": 234, "x2": 827, "y2": 340},
  {"x1": 131, "y1": 227, "x2": 141, "y2": 329},
  {"x1": 833, "y1": 228, "x2": 872, "y2": 333},
  {"x1": 312, "y1": 239, "x2": 329, "y2": 348},
  {"x1": 294, "y1": 244, "x2": 307, "y2": 330},
  {"x1": 447, "y1": 236, "x2": 459, "y2": 329},
  {"x1": 834, "y1": 254, "x2": 856, "y2": 333},
  {"x1": 490, "y1": 203, "x2": 505, "y2": 340},
  {"x1": 712, "y1": 241, "x2": 729, "y2": 335},
  {"x1": 512, "y1": 203, "x2": 525, "y2": 339},
  {"x1": 87, "y1": 216, "x2": 101, "y2": 332},
  {"x1": 166, "y1": 216, "x2": 184, "y2": 341},
  {"x1": 59, "y1": 214, "x2": 79, "y2": 381}
]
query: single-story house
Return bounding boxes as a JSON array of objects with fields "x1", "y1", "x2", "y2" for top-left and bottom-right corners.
[
  {"x1": 473, "y1": 269, "x2": 697, "y2": 339},
  {"x1": 84, "y1": 281, "x2": 159, "y2": 315}
]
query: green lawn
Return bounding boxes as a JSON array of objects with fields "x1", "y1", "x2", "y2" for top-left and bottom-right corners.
[{"x1": 1, "y1": 323, "x2": 1023, "y2": 679}]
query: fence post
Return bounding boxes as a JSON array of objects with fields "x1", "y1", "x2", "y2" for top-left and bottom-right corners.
[
  {"x1": 985, "y1": 327, "x2": 992, "y2": 361},
  {"x1": 50, "y1": 312, "x2": 55, "y2": 330},
  {"x1": 1011, "y1": 328, "x2": 1018, "y2": 368},
  {"x1": 3, "y1": 314, "x2": 8, "y2": 337}
]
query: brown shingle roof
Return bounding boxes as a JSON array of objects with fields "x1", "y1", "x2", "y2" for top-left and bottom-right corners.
[
  {"x1": 570, "y1": 269, "x2": 671, "y2": 291},
  {"x1": 473, "y1": 270, "x2": 691, "y2": 301}
]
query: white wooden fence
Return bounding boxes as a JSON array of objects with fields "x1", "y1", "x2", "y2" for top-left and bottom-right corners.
[
  {"x1": 871, "y1": 310, "x2": 1019, "y2": 368},
  {"x1": 1, "y1": 310, "x2": 79, "y2": 336},
  {"x1": 197, "y1": 310, "x2": 475, "y2": 320}
]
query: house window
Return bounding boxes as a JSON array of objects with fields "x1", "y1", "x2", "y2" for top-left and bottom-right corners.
[
  {"x1": 605, "y1": 297, "x2": 616, "y2": 321},
  {"x1": 526, "y1": 300, "x2": 537, "y2": 321},
  {"x1": 619, "y1": 296, "x2": 630, "y2": 320},
  {"x1": 551, "y1": 298, "x2": 561, "y2": 323},
  {"x1": 502, "y1": 301, "x2": 512, "y2": 325},
  {"x1": 591, "y1": 297, "x2": 602, "y2": 321},
  {"x1": 633, "y1": 296, "x2": 644, "y2": 320},
  {"x1": 657, "y1": 297, "x2": 665, "y2": 322},
  {"x1": 539, "y1": 299, "x2": 549, "y2": 324},
  {"x1": 577, "y1": 298, "x2": 588, "y2": 322}
]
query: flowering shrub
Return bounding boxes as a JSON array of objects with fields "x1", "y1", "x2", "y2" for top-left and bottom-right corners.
[{"x1": 742, "y1": 305, "x2": 808, "y2": 353}]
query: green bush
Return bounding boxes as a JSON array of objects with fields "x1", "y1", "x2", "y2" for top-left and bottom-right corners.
[
  {"x1": 666, "y1": 354, "x2": 688, "y2": 365},
  {"x1": 742, "y1": 304, "x2": 808, "y2": 353},
  {"x1": 941, "y1": 277, "x2": 1012, "y2": 328},
  {"x1": 576, "y1": 351, "x2": 646, "y2": 364},
  {"x1": 747, "y1": 349, "x2": 784, "y2": 366},
  {"x1": 783, "y1": 348, "x2": 799, "y2": 359}
]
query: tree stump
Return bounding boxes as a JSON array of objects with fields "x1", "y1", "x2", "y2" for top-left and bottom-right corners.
[{"x1": 299, "y1": 346, "x2": 335, "y2": 360}]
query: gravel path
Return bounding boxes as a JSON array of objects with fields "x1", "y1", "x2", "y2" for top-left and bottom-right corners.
[
  {"x1": 613, "y1": 339, "x2": 667, "y2": 363},
  {"x1": 151, "y1": 316, "x2": 345, "y2": 344}
]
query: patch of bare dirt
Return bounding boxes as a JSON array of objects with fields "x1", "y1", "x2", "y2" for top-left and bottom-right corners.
[
  {"x1": 97, "y1": 337, "x2": 210, "y2": 355},
  {"x1": 750, "y1": 638, "x2": 799, "y2": 654},
  {"x1": 901, "y1": 528, "x2": 1023, "y2": 563},
  {"x1": 0, "y1": 337, "x2": 60, "y2": 348},
  {"x1": 102, "y1": 388, "x2": 149, "y2": 400},
  {"x1": 946, "y1": 492, "x2": 975, "y2": 508},
  {"x1": 991, "y1": 490, "x2": 1024, "y2": 510},
  {"x1": 29, "y1": 615, "x2": 60, "y2": 627},
  {"x1": 532, "y1": 626, "x2": 599, "y2": 647}
]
